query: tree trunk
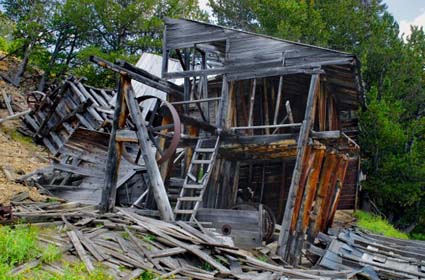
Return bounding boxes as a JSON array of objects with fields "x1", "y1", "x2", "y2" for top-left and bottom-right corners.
[
  {"x1": 12, "y1": 41, "x2": 34, "y2": 86},
  {"x1": 38, "y1": 33, "x2": 65, "y2": 91}
]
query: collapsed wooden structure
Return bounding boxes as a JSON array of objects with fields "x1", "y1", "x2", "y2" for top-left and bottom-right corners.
[{"x1": 22, "y1": 18, "x2": 363, "y2": 265}]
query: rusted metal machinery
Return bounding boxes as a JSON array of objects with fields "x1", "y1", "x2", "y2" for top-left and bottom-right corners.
[{"x1": 0, "y1": 204, "x2": 13, "y2": 223}]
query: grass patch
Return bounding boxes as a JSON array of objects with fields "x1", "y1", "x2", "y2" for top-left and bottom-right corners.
[
  {"x1": 354, "y1": 210, "x2": 409, "y2": 239},
  {"x1": 0, "y1": 225, "x2": 39, "y2": 266},
  {"x1": 201, "y1": 262, "x2": 213, "y2": 271},
  {"x1": 1, "y1": 126, "x2": 33, "y2": 145},
  {"x1": 40, "y1": 244, "x2": 62, "y2": 264},
  {"x1": 121, "y1": 231, "x2": 130, "y2": 240},
  {"x1": 60, "y1": 262, "x2": 114, "y2": 280},
  {"x1": 140, "y1": 270, "x2": 158, "y2": 280},
  {"x1": 0, "y1": 226, "x2": 116, "y2": 279},
  {"x1": 143, "y1": 234, "x2": 156, "y2": 242},
  {"x1": 256, "y1": 255, "x2": 268, "y2": 263},
  {"x1": 9, "y1": 129, "x2": 34, "y2": 146}
]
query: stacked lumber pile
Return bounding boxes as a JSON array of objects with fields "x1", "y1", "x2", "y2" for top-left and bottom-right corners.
[
  {"x1": 308, "y1": 229, "x2": 425, "y2": 279},
  {"x1": 22, "y1": 77, "x2": 115, "y2": 155},
  {"x1": 11, "y1": 202, "x2": 353, "y2": 279}
]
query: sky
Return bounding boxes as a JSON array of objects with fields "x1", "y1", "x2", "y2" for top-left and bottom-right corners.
[
  {"x1": 384, "y1": 0, "x2": 425, "y2": 38},
  {"x1": 199, "y1": 0, "x2": 425, "y2": 38}
]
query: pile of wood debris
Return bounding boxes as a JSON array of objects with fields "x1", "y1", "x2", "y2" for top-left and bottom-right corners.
[
  {"x1": 10, "y1": 201, "x2": 354, "y2": 279},
  {"x1": 309, "y1": 228, "x2": 425, "y2": 279}
]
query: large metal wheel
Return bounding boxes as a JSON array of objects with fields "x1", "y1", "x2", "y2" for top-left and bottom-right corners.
[
  {"x1": 123, "y1": 95, "x2": 181, "y2": 165},
  {"x1": 25, "y1": 91, "x2": 45, "y2": 110}
]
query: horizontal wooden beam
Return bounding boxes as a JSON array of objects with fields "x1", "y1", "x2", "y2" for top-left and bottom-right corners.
[
  {"x1": 162, "y1": 58, "x2": 351, "y2": 80},
  {"x1": 222, "y1": 133, "x2": 299, "y2": 145},
  {"x1": 179, "y1": 114, "x2": 217, "y2": 133},
  {"x1": 219, "y1": 138, "x2": 298, "y2": 160},
  {"x1": 311, "y1": 130, "x2": 341, "y2": 139},
  {"x1": 171, "y1": 97, "x2": 221, "y2": 105},
  {"x1": 230, "y1": 123, "x2": 301, "y2": 132},
  {"x1": 90, "y1": 56, "x2": 184, "y2": 100}
]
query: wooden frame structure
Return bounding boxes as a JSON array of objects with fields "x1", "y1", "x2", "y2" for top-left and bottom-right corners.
[{"x1": 97, "y1": 18, "x2": 364, "y2": 265}]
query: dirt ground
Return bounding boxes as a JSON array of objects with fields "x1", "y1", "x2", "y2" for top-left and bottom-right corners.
[
  {"x1": 0, "y1": 125, "x2": 48, "y2": 205},
  {"x1": 0, "y1": 52, "x2": 48, "y2": 205},
  {"x1": 332, "y1": 209, "x2": 356, "y2": 229}
]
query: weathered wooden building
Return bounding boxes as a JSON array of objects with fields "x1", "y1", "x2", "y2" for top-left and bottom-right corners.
[
  {"x1": 152, "y1": 18, "x2": 363, "y2": 261},
  {"x1": 24, "y1": 18, "x2": 363, "y2": 265}
]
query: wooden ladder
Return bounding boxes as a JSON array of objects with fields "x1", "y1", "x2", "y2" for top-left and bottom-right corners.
[{"x1": 174, "y1": 136, "x2": 220, "y2": 221}]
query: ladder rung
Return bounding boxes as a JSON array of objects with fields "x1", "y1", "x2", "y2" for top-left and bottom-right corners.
[
  {"x1": 174, "y1": 210, "x2": 194, "y2": 214},
  {"x1": 177, "y1": 197, "x2": 202, "y2": 201},
  {"x1": 196, "y1": 148, "x2": 215, "y2": 153},
  {"x1": 184, "y1": 184, "x2": 204, "y2": 189},
  {"x1": 192, "y1": 159, "x2": 212, "y2": 164}
]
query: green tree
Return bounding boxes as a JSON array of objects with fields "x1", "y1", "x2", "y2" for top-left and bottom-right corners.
[
  {"x1": 1, "y1": 0, "x2": 207, "y2": 88},
  {"x1": 1, "y1": 0, "x2": 52, "y2": 85}
]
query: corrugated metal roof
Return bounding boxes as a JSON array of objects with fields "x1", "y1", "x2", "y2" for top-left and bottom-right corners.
[{"x1": 132, "y1": 53, "x2": 183, "y2": 99}]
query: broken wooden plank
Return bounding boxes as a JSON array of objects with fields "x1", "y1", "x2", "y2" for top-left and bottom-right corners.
[
  {"x1": 0, "y1": 109, "x2": 31, "y2": 124},
  {"x1": 67, "y1": 230, "x2": 95, "y2": 272},
  {"x1": 149, "y1": 247, "x2": 187, "y2": 258}
]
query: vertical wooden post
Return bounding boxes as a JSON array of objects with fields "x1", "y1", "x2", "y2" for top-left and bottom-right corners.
[
  {"x1": 248, "y1": 79, "x2": 256, "y2": 134},
  {"x1": 277, "y1": 162, "x2": 287, "y2": 221},
  {"x1": 100, "y1": 76, "x2": 128, "y2": 213},
  {"x1": 301, "y1": 147, "x2": 326, "y2": 230},
  {"x1": 263, "y1": 79, "x2": 270, "y2": 134},
  {"x1": 183, "y1": 48, "x2": 191, "y2": 114},
  {"x1": 318, "y1": 83, "x2": 326, "y2": 131},
  {"x1": 125, "y1": 78, "x2": 174, "y2": 221},
  {"x1": 278, "y1": 73, "x2": 319, "y2": 260},
  {"x1": 201, "y1": 52, "x2": 209, "y2": 122},
  {"x1": 273, "y1": 52, "x2": 286, "y2": 125},
  {"x1": 291, "y1": 145, "x2": 326, "y2": 263},
  {"x1": 159, "y1": 116, "x2": 174, "y2": 181},
  {"x1": 225, "y1": 81, "x2": 235, "y2": 128},
  {"x1": 161, "y1": 25, "x2": 168, "y2": 77},
  {"x1": 326, "y1": 155, "x2": 349, "y2": 228},
  {"x1": 185, "y1": 125, "x2": 199, "y2": 173},
  {"x1": 231, "y1": 161, "x2": 240, "y2": 205},
  {"x1": 216, "y1": 75, "x2": 229, "y2": 130},
  {"x1": 307, "y1": 150, "x2": 339, "y2": 240}
]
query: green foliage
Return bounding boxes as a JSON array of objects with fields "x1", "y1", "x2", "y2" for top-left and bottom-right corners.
[
  {"x1": 251, "y1": 0, "x2": 328, "y2": 45},
  {"x1": 41, "y1": 244, "x2": 62, "y2": 264},
  {"x1": 0, "y1": 225, "x2": 39, "y2": 266},
  {"x1": 256, "y1": 255, "x2": 268, "y2": 263},
  {"x1": 0, "y1": 0, "x2": 207, "y2": 88},
  {"x1": 201, "y1": 261, "x2": 213, "y2": 271},
  {"x1": 72, "y1": 46, "x2": 137, "y2": 88},
  {"x1": 143, "y1": 234, "x2": 156, "y2": 242},
  {"x1": 39, "y1": 262, "x2": 114, "y2": 280},
  {"x1": 410, "y1": 232, "x2": 425, "y2": 241},
  {"x1": 354, "y1": 211, "x2": 409, "y2": 239},
  {"x1": 140, "y1": 270, "x2": 158, "y2": 280},
  {"x1": 121, "y1": 231, "x2": 130, "y2": 240},
  {"x1": 0, "y1": 13, "x2": 14, "y2": 51}
]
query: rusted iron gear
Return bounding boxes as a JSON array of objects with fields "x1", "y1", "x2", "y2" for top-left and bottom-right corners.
[
  {"x1": 0, "y1": 205, "x2": 13, "y2": 222},
  {"x1": 124, "y1": 95, "x2": 181, "y2": 165},
  {"x1": 25, "y1": 91, "x2": 46, "y2": 110},
  {"x1": 232, "y1": 203, "x2": 276, "y2": 242}
]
